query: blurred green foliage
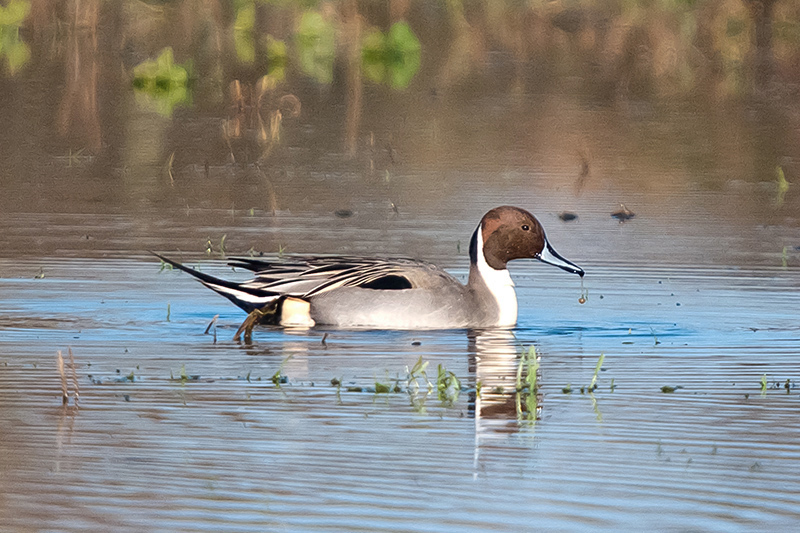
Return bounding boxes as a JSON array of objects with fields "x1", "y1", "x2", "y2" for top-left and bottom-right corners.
[
  {"x1": 362, "y1": 22, "x2": 421, "y2": 90},
  {"x1": 295, "y1": 10, "x2": 335, "y2": 84},
  {"x1": 234, "y1": 1, "x2": 257, "y2": 64},
  {"x1": 0, "y1": 0, "x2": 31, "y2": 75},
  {"x1": 265, "y1": 35, "x2": 288, "y2": 81},
  {"x1": 132, "y1": 48, "x2": 191, "y2": 117}
]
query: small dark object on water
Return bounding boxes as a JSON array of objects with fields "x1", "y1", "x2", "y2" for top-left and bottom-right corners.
[
  {"x1": 411, "y1": 341, "x2": 421, "y2": 346},
  {"x1": 335, "y1": 209, "x2": 354, "y2": 218},
  {"x1": 661, "y1": 385, "x2": 683, "y2": 393},
  {"x1": 551, "y1": 7, "x2": 584, "y2": 34},
  {"x1": 612, "y1": 204, "x2": 635, "y2": 222},
  {"x1": 559, "y1": 212, "x2": 578, "y2": 222}
]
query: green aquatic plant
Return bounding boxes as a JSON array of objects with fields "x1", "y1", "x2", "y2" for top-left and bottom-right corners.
[
  {"x1": 515, "y1": 345, "x2": 539, "y2": 393},
  {"x1": 362, "y1": 21, "x2": 421, "y2": 89},
  {"x1": 271, "y1": 355, "x2": 293, "y2": 385},
  {"x1": 405, "y1": 356, "x2": 432, "y2": 411},
  {"x1": 436, "y1": 363, "x2": 461, "y2": 405},
  {"x1": 760, "y1": 374, "x2": 768, "y2": 396},
  {"x1": 132, "y1": 47, "x2": 191, "y2": 117},
  {"x1": 374, "y1": 380, "x2": 391, "y2": 394},
  {"x1": 588, "y1": 353, "x2": 605, "y2": 392},
  {"x1": 170, "y1": 364, "x2": 188, "y2": 383},
  {"x1": 514, "y1": 346, "x2": 540, "y2": 423},
  {"x1": 0, "y1": 0, "x2": 30, "y2": 75},
  {"x1": 406, "y1": 356, "x2": 431, "y2": 390}
]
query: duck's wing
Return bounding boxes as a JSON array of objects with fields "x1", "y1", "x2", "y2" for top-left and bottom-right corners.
[
  {"x1": 229, "y1": 256, "x2": 453, "y2": 297},
  {"x1": 154, "y1": 253, "x2": 459, "y2": 314}
]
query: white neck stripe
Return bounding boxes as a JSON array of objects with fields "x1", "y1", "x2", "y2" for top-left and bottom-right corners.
[{"x1": 475, "y1": 226, "x2": 518, "y2": 327}]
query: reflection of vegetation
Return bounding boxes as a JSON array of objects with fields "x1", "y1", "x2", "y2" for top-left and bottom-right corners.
[
  {"x1": 132, "y1": 48, "x2": 190, "y2": 117},
  {"x1": 0, "y1": 0, "x2": 30, "y2": 75},
  {"x1": 362, "y1": 22, "x2": 421, "y2": 89},
  {"x1": 265, "y1": 35, "x2": 288, "y2": 81},
  {"x1": 515, "y1": 345, "x2": 540, "y2": 423},
  {"x1": 295, "y1": 10, "x2": 335, "y2": 84},
  {"x1": 233, "y1": 1, "x2": 257, "y2": 63}
]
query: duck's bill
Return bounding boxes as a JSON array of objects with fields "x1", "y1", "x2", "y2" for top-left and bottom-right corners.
[{"x1": 537, "y1": 241, "x2": 584, "y2": 277}]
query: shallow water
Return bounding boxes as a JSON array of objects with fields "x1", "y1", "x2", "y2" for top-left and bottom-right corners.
[
  {"x1": 2, "y1": 254, "x2": 799, "y2": 531},
  {"x1": 3, "y1": 1, "x2": 800, "y2": 531}
]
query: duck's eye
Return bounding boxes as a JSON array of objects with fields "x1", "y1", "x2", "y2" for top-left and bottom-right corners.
[{"x1": 521, "y1": 224, "x2": 530, "y2": 231}]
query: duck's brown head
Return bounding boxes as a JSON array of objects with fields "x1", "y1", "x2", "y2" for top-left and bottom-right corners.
[{"x1": 470, "y1": 206, "x2": 584, "y2": 276}]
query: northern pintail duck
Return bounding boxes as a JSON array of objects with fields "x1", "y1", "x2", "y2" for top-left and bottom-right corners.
[{"x1": 155, "y1": 206, "x2": 583, "y2": 329}]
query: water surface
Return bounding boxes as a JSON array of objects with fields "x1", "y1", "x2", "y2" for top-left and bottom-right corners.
[{"x1": 2, "y1": 1, "x2": 800, "y2": 531}]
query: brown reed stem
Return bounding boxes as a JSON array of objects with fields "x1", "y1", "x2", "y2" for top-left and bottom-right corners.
[
  {"x1": 68, "y1": 347, "x2": 80, "y2": 405},
  {"x1": 56, "y1": 350, "x2": 69, "y2": 405}
]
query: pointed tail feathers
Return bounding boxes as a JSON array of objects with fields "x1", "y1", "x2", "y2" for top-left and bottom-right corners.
[{"x1": 152, "y1": 252, "x2": 280, "y2": 313}]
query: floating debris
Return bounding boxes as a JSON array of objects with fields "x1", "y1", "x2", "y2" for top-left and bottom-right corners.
[
  {"x1": 611, "y1": 204, "x2": 635, "y2": 222},
  {"x1": 578, "y1": 276, "x2": 588, "y2": 304},
  {"x1": 334, "y1": 209, "x2": 354, "y2": 218},
  {"x1": 559, "y1": 211, "x2": 578, "y2": 222}
]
